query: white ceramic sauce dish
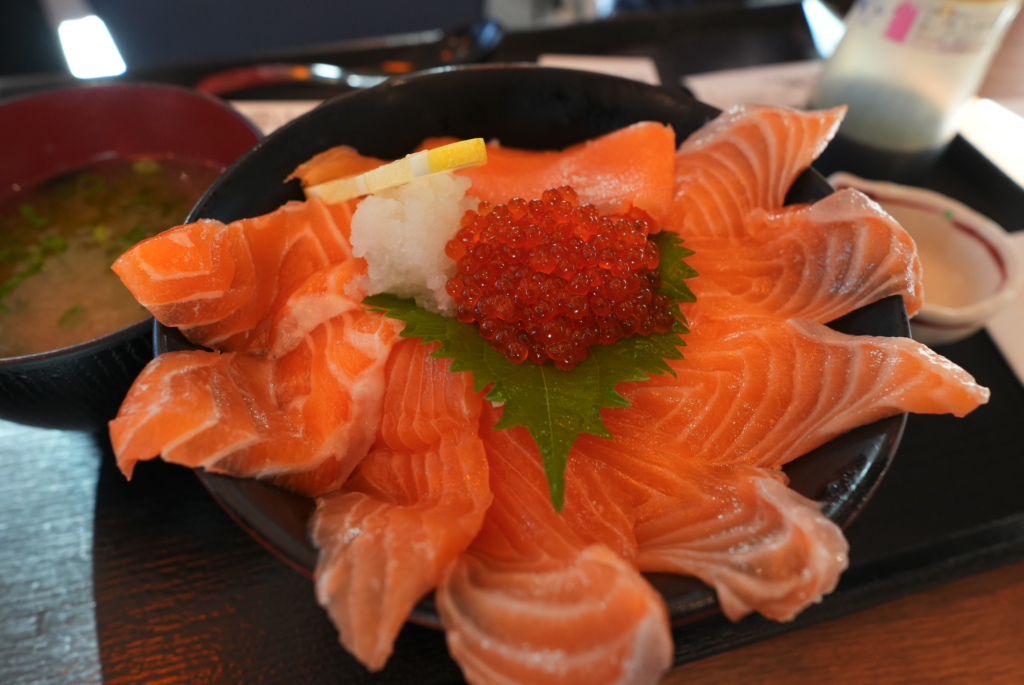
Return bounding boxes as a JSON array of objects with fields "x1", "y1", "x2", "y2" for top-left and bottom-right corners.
[{"x1": 829, "y1": 172, "x2": 1023, "y2": 346}]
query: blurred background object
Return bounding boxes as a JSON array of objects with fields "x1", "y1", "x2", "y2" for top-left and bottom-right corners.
[
  {"x1": 486, "y1": 0, "x2": 613, "y2": 28},
  {"x1": 39, "y1": 0, "x2": 126, "y2": 78},
  {"x1": 1, "y1": 0, "x2": 1020, "y2": 89},
  {"x1": 979, "y1": 4, "x2": 1024, "y2": 108},
  {"x1": 87, "y1": 0, "x2": 483, "y2": 68},
  {"x1": 1, "y1": 0, "x2": 484, "y2": 75},
  {"x1": 0, "y1": 0, "x2": 64, "y2": 76},
  {"x1": 3, "y1": 0, "x2": 1020, "y2": 184},
  {"x1": 810, "y1": 0, "x2": 1022, "y2": 181}
]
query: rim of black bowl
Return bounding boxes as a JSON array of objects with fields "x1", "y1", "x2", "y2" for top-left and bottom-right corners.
[
  {"x1": 151, "y1": 63, "x2": 910, "y2": 628},
  {"x1": 0, "y1": 81, "x2": 262, "y2": 368},
  {"x1": 0, "y1": 316, "x2": 156, "y2": 369},
  {"x1": 0, "y1": 79, "x2": 263, "y2": 118},
  {"x1": 0, "y1": 80, "x2": 264, "y2": 202}
]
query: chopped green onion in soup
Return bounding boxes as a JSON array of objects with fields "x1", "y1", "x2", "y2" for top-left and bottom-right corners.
[{"x1": 0, "y1": 156, "x2": 222, "y2": 358}]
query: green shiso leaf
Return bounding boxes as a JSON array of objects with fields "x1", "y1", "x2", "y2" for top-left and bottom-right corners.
[
  {"x1": 363, "y1": 229, "x2": 696, "y2": 511},
  {"x1": 652, "y1": 229, "x2": 697, "y2": 304}
]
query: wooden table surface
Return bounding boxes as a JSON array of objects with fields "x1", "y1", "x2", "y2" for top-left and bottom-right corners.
[
  {"x1": 3, "y1": 408, "x2": 1022, "y2": 685},
  {"x1": 666, "y1": 558, "x2": 1024, "y2": 684}
]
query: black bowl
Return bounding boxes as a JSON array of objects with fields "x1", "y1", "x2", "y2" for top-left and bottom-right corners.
[
  {"x1": 156, "y1": 64, "x2": 909, "y2": 625},
  {"x1": 0, "y1": 83, "x2": 261, "y2": 430}
]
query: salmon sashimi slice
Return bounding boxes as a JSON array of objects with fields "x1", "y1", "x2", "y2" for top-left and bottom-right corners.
[
  {"x1": 440, "y1": 544, "x2": 672, "y2": 685},
  {"x1": 267, "y1": 309, "x2": 403, "y2": 495},
  {"x1": 311, "y1": 439, "x2": 488, "y2": 670},
  {"x1": 420, "y1": 122, "x2": 676, "y2": 223},
  {"x1": 267, "y1": 258, "x2": 367, "y2": 359},
  {"x1": 602, "y1": 315, "x2": 988, "y2": 470},
  {"x1": 374, "y1": 341, "x2": 482, "y2": 452},
  {"x1": 287, "y1": 144, "x2": 388, "y2": 188},
  {"x1": 568, "y1": 431, "x2": 848, "y2": 621},
  {"x1": 110, "y1": 349, "x2": 308, "y2": 479},
  {"x1": 684, "y1": 188, "x2": 924, "y2": 323},
  {"x1": 312, "y1": 341, "x2": 491, "y2": 671},
  {"x1": 200, "y1": 198, "x2": 358, "y2": 353},
  {"x1": 560, "y1": 453, "x2": 640, "y2": 565},
  {"x1": 113, "y1": 197, "x2": 356, "y2": 353},
  {"x1": 668, "y1": 104, "x2": 845, "y2": 240},
  {"x1": 486, "y1": 410, "x2": 848, "y2": 624},
  {"x1": 436, "y1": 406, "x2": 673, "y2": 685},
  {"x1": 632, "y1": 463, "x2": 848, "y2": 621},
  {"x1": 110, "y1": 308, "x2": 401, "y2": 496},
  {"x1": 109, "y1": 350, "x2": 261, "y2": 478},
  {"x1": 111, "y1": 218, "x2": 248, "y2": 323}
]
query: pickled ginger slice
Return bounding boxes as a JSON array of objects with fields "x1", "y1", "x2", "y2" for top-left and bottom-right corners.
[{"x1": 668, "y1": 104, "x2": 845, "y2": 239}]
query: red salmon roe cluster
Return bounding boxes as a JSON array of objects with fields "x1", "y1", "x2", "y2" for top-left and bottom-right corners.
[{"x1": 444, "y1": 186, "x2": 677, "y2": 370}]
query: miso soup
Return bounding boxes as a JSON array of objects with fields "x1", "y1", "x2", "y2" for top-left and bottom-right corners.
[{"x1": 0, "y1": 156, "x2": 222, "y2": 357}]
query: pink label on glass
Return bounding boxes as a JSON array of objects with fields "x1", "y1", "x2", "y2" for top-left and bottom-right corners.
[{"x1": 884, "y1": 2, "x2": 919, "y2": 42}]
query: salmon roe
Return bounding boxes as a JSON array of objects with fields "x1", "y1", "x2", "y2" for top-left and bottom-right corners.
[{"x1": 444, "y1": 186, "x2": 677, "y2": 370}]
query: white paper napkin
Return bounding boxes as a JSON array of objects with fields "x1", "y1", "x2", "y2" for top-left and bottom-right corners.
[
  {"x1": 681, "y1": 60, "x2": 824, "y2": 111},
  {"x1": 537, "y1": 54, "x2": 661, "y2": 86},
  {"x1": 230, "y1": 100, "x2": 321, "y2": 135}
]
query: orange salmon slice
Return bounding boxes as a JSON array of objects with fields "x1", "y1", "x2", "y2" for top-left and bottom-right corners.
[
  {"x1": 420, "y1": 121, "x2": 676, "y2": 223},
  {"x1": 631, "y1": 461, "x2": 849, "y2": 622},
  {"x1": 604, "y1": 313, "x2": 988, "y2": 471},
  {"x1": 684, "y1": 187, "x2": 924, "y2": 323},
  {"x1": 311, "y1": 341, "x2": 491, "y2": 671},
  {"x1": 567, "y1": 433, "x2": 850, "y2": 622},
  {"x1": 110, "y1": 307, "x2": 401, "y2": 496},
  {"x1": 437, "y1": 405, "x2": 673, "y2": 685},
  {"x1": 483, "y1": 401, "x2": 850, "y2": 624},
  {"x1": 668, "y1": 104, "x2": 845, "y2": 240},
  {"x1": 287, "y1": 144, "x2": 388, "y2": 188},
  {"x1": 113, "y1": 197, "x2": 357, "y2": 353}
]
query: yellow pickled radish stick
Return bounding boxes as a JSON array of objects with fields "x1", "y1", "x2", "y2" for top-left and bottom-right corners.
[{"x1": 305, "y1": 138, "x2": 487, "y2": 203}]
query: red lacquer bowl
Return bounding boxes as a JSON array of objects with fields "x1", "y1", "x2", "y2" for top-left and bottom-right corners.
[{"x1": 0, "y1": 83, "x2": 261, "y2": 430}]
